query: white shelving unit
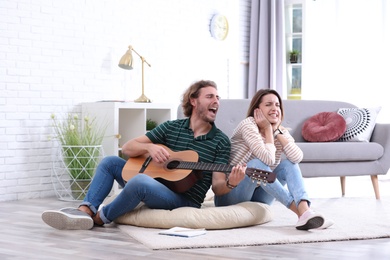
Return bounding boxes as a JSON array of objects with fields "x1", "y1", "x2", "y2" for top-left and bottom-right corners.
[
  {"x1": 81, "y1": 102, "x2": 175, "y2": 193},
  {"x1": 81, "y1": 102, "x2": 176, "y2": 157}
]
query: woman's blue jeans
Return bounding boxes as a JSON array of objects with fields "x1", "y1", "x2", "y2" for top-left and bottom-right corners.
[
  {"x1": 214, "y1": 159, "x2": 310, "y2": 209},
  {"x1": 80, "y1": 156, "x2": 198, "y2": 224}
]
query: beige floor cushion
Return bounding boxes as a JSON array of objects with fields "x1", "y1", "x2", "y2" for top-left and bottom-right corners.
[{"x1": 105, "y1": 192, "x2": 273, "y2": 230}]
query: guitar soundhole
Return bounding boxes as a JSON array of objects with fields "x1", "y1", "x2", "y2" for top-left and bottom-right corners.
[{"x1": 166, "y1": 160, "x2": 180, "y2": 170}]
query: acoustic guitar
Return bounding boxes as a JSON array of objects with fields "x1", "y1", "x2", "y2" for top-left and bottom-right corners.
[{"x1": 122, "y1": 144, "x2": 276, "y2": 193}]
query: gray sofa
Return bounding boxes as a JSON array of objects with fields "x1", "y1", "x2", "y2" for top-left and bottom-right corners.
[{"x1": 177, "y1": 99, "x2": 390, "y2": 199}]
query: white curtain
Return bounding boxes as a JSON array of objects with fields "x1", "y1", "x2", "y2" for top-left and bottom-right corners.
[
  {"x1": 304, "y1": 0, "x2": 390, "y2": 110},
  {"x1": 248, "y1": 0, "x2": 286, "y2": 98}
]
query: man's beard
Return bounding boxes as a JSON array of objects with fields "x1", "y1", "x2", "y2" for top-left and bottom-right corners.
[{"x1": 197, "y1": 104, "x2": 215, "y2": 123}]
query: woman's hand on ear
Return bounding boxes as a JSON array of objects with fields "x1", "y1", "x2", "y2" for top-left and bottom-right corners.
[{"x1": 254, "y1": 108, "x2": 271, "y2": 131}]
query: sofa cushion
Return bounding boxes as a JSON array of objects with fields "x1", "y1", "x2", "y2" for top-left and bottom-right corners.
[
  {"x1": 337, "y1": 107, "x2": 381, "y2": 142},
  {"x1": 282, "y1": 100, "x2": 358, "y2": 142},
  {"x1": 302, "y1": 112, "x2": 346, "y2": 142},
  {"x1": 297, "y1": 142, "x2": 384, "y2": 162}
]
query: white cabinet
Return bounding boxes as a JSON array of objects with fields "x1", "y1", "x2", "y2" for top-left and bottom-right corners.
[{"x1": 81, "y1": 102, "x2": 175, "y2": 157}]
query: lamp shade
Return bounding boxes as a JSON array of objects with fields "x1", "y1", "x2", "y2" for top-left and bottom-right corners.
[{"x1": 118, "y1": 46, "x2": 134, "y2": 70}]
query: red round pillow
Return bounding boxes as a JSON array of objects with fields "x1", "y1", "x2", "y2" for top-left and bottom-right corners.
[{"x1": 302, "y1": 112, "x2": 347, "y2": 142}]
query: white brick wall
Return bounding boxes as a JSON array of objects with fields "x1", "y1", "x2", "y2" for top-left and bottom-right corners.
[{"x1": 0, "y1": 0, "x2": 251, "y2": 201}]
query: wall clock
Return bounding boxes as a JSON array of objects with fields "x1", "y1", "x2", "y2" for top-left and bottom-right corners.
[{"x1": 210, "y1": 14, "x2": 229, "y2": 41}]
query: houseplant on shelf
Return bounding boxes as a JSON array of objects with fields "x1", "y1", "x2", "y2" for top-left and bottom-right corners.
[
  {"x1": 146, "y1": 118, "x2": 158, "y2": 131},
  {"x1": 289, "y1": 50, "x2": 300, "y2": 63},
  {"x1": 50, "y1": 113, "x2": 107, "y2": 201}
]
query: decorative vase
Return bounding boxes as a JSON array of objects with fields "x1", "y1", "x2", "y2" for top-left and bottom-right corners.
[{"x1": 52, "y1": 145, "x2": 103, "y2": 201}]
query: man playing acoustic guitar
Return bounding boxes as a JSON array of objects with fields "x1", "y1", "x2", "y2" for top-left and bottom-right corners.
[{"x1": 42, "y1": 80, "x2": 250, "y2": 230}]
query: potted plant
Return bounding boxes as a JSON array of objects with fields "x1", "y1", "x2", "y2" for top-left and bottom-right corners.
[
  {"x1": 146, "y1": 118, "x2": 158, "y2": 131},
  {"x1": 289, "y1": 50, "x2": 300, "y2": 63},
  {"x1": 50, "y1": 113, "x2": 107, "y2": 200}
]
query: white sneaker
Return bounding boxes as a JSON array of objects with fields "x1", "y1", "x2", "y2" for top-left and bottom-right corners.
[
  {"x1": 317, "y1": 219, "x2": 334, "y2": 229},
  {"x1": 296, "y1": 209, "x2": 324, "y2": 230},
  {"x1": 42, "y1": 207, "x2": 94, "y2": 230}
]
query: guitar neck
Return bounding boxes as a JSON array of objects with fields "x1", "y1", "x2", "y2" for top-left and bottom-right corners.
[
  {"x1": 176, "y1": 161, "x2": 233, "y2": 173},
  {"x1": 170, "y1": 160, "x2": 275, "y2": 183}
]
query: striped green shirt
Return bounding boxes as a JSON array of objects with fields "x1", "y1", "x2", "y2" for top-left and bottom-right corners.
[{"x1": 145, "y1": 118, "x2": 231, "y2": 207}]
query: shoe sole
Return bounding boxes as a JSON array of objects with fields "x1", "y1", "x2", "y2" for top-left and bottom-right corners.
[
  {"x1": 42, "y1": 210, "x2": 94, "y2": 230},
  {"x1": 296, "y1": 216, "x2": 324, "y2": 230}
]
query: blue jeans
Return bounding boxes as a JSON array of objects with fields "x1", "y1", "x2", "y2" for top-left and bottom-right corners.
[
  {"x1": 80, "y1": 156, "x2": 198, "y2": 224},
  {"x1": 214, "y1": 159, "x2": 310, "y2": 209}
]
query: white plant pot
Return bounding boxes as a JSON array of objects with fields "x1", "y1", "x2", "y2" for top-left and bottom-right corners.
[{"x1": 51, "y1": 145, "x2": 104, "y2": 201}]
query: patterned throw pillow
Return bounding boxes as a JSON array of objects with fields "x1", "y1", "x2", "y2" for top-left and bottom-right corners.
[
  {"x1": 337, "y1": 107, "x2": 381, "y2": 142},
  {"x1": 302, "y1": 112, "x2": 347, "y2": 142}
]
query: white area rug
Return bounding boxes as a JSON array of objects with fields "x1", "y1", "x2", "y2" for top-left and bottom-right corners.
[{"x1": 118, "y1": 197, "x2": 390, "y2": 250}]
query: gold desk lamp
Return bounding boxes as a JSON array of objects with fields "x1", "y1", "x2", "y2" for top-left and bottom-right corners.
[{"x1": 118, "y1": 45, "x2": 151, "y2": 102}]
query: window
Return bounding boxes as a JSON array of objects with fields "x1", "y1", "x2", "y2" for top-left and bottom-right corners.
[{"x1": 285, "y1": 2, "x2": 303, "y2": 100}]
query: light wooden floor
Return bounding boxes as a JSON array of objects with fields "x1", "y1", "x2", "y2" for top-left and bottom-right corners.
[{"x1": 1, "y1": 176, "x2": 390, "y2": 260}]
